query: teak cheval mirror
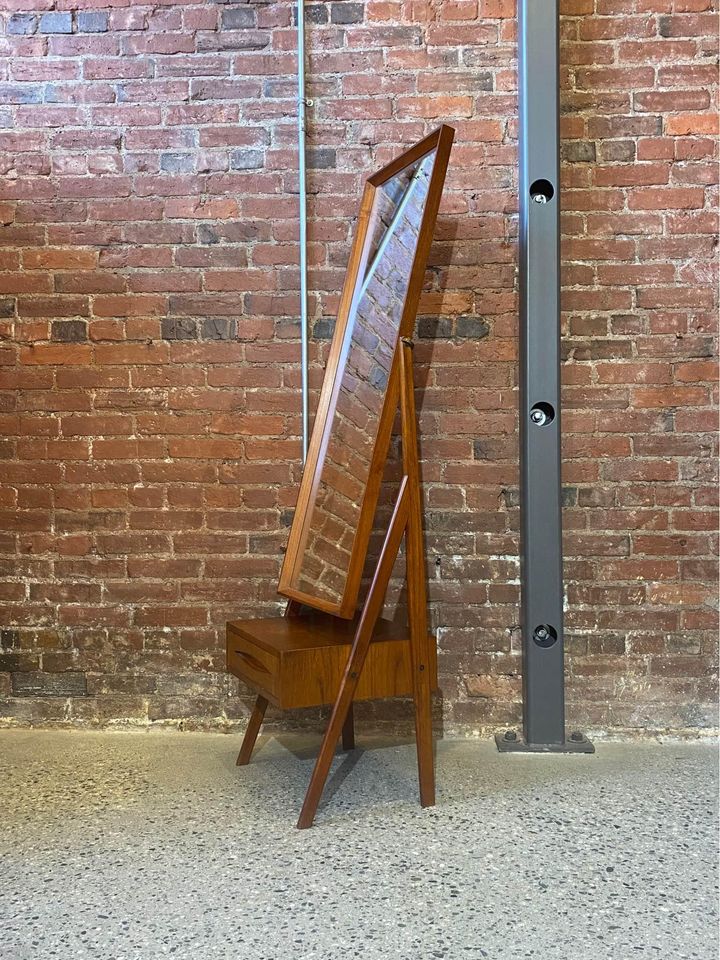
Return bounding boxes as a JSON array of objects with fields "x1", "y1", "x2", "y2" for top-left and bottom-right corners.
[{"x1": 227, "y1": 125, "x2": 455, "y2": 828}]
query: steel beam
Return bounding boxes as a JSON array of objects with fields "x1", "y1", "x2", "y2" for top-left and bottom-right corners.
[{"x1": 497, "y1": 0, "x2": 593, "y2": 754}]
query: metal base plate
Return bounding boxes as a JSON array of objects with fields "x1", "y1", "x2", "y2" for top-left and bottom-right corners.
[{"x1": 495, "y1": 731, "x2": 595, "y2": 754}]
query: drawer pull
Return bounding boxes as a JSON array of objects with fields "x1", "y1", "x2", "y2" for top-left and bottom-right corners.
[{"x1": 234, "y1": 650, "x2": 270, "y2": 676}]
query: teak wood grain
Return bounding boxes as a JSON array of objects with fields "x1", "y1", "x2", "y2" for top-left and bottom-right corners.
[
  {"x1": 278, "y1": 124, "x2": 456, "y2": 620},
  {"x1": 400, "y1": 340, "x2": 435, "y2": 807},
  {"x1": 226, "y1": 614, "x2": 437, "y2": 710},
  {"x1": 226, "y1": 127, "x2": 455, "y2": 828}
]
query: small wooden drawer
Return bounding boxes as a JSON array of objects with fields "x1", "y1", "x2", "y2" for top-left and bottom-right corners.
[
  {"x1": 227, "y1": 625, "x2": 279, "y2": 703},
  {"x1": 227, "y1": 613, "x2": 437, "y2": 711}
]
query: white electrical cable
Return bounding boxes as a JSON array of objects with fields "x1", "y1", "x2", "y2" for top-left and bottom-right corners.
[{"x1": 297, "y1": 1, "x2": 309, "y2": 463}]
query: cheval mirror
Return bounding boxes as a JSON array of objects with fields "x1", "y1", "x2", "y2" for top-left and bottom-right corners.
[{"x1": 227, "y1": 125, "x2": 455, "y2": 828}]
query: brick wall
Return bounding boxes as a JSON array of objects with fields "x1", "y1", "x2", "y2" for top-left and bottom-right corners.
[{"x1": 0, "y1": 0, "x2": 717, "y2": 734}]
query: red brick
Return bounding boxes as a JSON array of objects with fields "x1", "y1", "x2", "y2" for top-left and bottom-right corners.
[
  {"x1": 575, "y1": 66, "x2": 656, "y2": 89},
  {"x1": 637, "y1": 286, "x2": 715, "y2": 309},
  {"x1": 629, "y1": 187, "x2": 706, "y2": 210},
  {"x1": 603, "y1": 460, "x2": 679, "y2": 482},
  {"x1": 671, "y1": 511, "x2": 719, "y2": 531},
  {"x1": 61, "y1": 415, "x2": 134, "y2": 437},
  {"x1": 93, "y1": 344, "x2": 169, "y2": 366},
  {"x1": 22, "y1": 248, "x2": 99, "y2": 271},
  {"x1": 665, "y1": 113, "x2": 719, "y2": 136},
  {"x1": 92, "y1": 295, "x2": 167, "y2": 318},
  {"x1": 635, "y1": 90, "x2": 711, "y2": 113},
  {"x1": 673, "y1": 360, "x2": 718, "y2": 383},
  {"x1": 20, "y1": 344, "x2": 92, "y2": 366},
  {"x1": 168, "y1": 438, "x2": 240, "y2": 460},
  {"x1": 93, "y1": 439, "x2": 165, "y2": 460},
  {"x1": 632, "y1": 386, "x2": 710, "y2": 407},
  {"x1": 593, "y1": 163, "x2": 670, "y2": 187},
  {"x1": 0, "y1": 0, "x2": 714, "y2": 734},
  {"x1": 164, "y1": 198, "x2": 238, "y2": 220}
]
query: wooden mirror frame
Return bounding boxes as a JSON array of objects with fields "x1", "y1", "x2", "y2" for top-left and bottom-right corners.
[{"x1": 278, "y1": 125, "x2": 455, "y2": 618}]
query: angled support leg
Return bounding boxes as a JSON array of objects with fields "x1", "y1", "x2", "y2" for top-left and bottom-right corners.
[
  {"x1": 341, "y1": 702, "x2": 355, "y2": 751},
  {"x1": 400, "y1": 340, "x2": 435, "y2": 807},
  {"x1": 297, "y1": 479, "x2": 410, "y2": 829},
  {"x1": 236, "y1": 695, "x2": 268, "y2": 766},
  {"x1": 236, "y1": 598, "x2": 299, "y2": 768}
]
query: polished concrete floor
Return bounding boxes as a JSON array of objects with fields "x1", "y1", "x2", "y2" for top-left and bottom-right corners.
[{"x1": 0, "y1": 729, "x2": 717, "y2": 960}]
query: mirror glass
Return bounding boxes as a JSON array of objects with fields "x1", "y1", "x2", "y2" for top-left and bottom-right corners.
[{"x1": 289, "y1": 148, "x2": 437, "y2": 607}]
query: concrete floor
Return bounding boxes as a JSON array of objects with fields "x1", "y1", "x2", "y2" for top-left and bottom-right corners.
[{"x1": 0, "y1": 730, "x2": 717, "y2": 960}]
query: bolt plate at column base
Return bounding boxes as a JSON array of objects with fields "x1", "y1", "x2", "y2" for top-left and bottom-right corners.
[{"x1": 495, "y1": 732, "x2": 595, "y2": 754}]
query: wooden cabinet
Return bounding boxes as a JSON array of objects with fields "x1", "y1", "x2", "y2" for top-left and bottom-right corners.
[{"x1": 228, "y1": 614, "x2": 437, "y2": 711}]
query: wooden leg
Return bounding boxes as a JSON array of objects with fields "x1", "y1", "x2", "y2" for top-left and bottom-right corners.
[
  {"x1": 411, "y1": 669, "x2": 435, "y2": 807},
  {"x1": 341, "y1": 702, "x2": 355, "y2": 751},
  {"x1": 400, "y1": 340, "x2": 435, "y2": 808},
  {"x1": 237, "y1": 600, "x2": 295, "y2": 767},
  {"x1": 296, "y1": 686, "x2": 356, "y2": 829},
  {"x1": 236, "y1": 695, "x2": 268, "y2": 766},
  {"x1": 297, "y1": 482, "x2": 410, "y2": 830}
]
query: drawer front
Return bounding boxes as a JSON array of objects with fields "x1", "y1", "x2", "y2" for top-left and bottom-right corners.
[{"x1": 226, "y1": 629, "x2": 279, "y2": 701}]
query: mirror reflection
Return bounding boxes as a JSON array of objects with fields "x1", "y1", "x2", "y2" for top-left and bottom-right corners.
[{"x1": 291, "y1": 149, "x2": 437, "y2": 606}]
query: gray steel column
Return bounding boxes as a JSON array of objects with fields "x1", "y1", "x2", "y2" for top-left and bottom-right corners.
[{"x1": 497, "y1": 0, "x2": 592, "y2": 753}]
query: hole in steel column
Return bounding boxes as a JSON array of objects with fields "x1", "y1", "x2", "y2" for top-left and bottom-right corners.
[
  {"x1": 530, "y1": 402, "x2": 555, "y2": 425},
  {"x1": 532, "y1": 624, "x2": 558, "y2": 647},
  {"x1": 529, "y1": 178, "x2": 554, "y2": 204}
]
